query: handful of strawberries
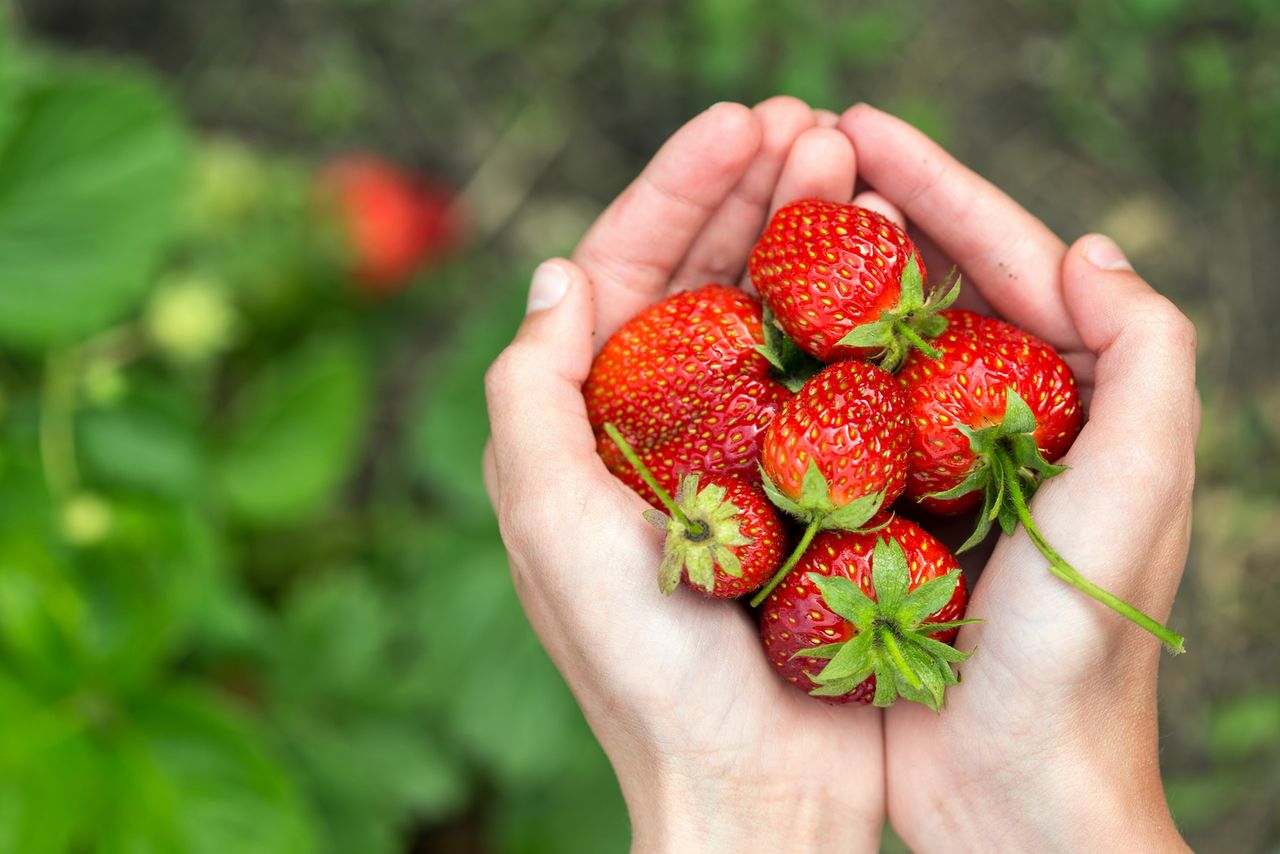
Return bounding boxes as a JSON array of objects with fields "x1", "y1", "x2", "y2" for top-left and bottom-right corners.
[{"x1": 584, "y1": 199, "x2": 1184, "y2": 711}]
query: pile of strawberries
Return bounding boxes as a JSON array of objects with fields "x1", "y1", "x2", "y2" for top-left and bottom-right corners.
[{"x1": 584, "y1": 200, "x2": 1182, "y2": 711}]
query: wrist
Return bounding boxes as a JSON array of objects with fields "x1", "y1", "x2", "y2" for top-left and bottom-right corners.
[
  {"x1": 895, "y1": 731, "x2": 1187, "y2": 852},
  {"x1": 626, "y1": 763, "x2": 881, "y2": 854}
]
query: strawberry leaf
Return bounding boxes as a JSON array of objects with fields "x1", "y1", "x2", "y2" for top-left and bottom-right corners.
[
  {"x1": 798, "y1": 458, "x2": 833, "y2": 512},
  {"x1": 870, "y1": 538, "x2": 910, "y2": 613},
  {"x1": 821, "y1": 488, "x2": 887, "y2": 531},
  {"x1": 808, "y1": 573, "x2": 877, "y2": 630},
  {"x1": 811, "y1": 631, "x2": 874, "y2": 684},
  {"x1": 836, "y1": 319, "x2": 893, "y2": 349},
  {"x1": 760, "y1": 468, "x2": 804, "y2": 518},
  {"x1": 998, "y1": 388, "x2": 1037, "y2": 435},
  {"x1": 897, "y1": 570, "x2": 963, "y2": 625}
]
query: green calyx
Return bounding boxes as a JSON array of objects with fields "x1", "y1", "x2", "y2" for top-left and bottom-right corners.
[
  {"x1": 797, "y1": 538, "x2": 976, "y2": 711},
  {"x1": 927, "y1": 389, "x2": 1187, "y2": 653},
  {"x1": 602, "y1": 422, "x2": 756, "y2": 596},
  {"x1": 748, "y1": 460, "x2": 888, "y2": 608},
  {"x1": 755, "y1": 304, "x2": 824, "y2": 392},
  {"x1": 928, "y1": 387, "x2": 1067, "y2": 553},
  {"x1": 835, "y1": 257, "x2": 962, "y2": 373},
  {"x1": 645, "y1": 474, "x2": 755, "y2": 595}
]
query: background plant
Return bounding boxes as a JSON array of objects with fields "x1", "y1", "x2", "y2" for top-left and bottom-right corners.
[{"x1": 2, "y1": 0, "x2": 1278, "y2": 850}]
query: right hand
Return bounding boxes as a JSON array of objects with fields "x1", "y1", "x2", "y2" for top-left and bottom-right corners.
[{"x1": 838, "y1": 104, "x2": 1196, "y2": 852}]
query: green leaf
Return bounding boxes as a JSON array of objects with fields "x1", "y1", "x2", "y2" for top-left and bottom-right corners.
[
  {"x1": 812, "y1": 631, "x2": 874, "y2": 684},
  {"x1": 957, "y1": 476, "x2": 998, "y2": 553},
  {"x1": 79, "y1": 403, "x2": 203, "y2": 498},
  {"x1": 836, "y1": 319, "x2": 892, "y2": 349},
  {"x1": 760, "y1": 468, "x2": 804, "y2": 517},
  {"x1": 998, "y1": 388, "x2": 1037, "y2": 435},
  {"x1": 0, "y1": 62, "x2": 188, "y2": 347},
  {"x1": 924, "y1": 463, "x2": 989, "y2": 502},
  {"x1": 822, "y1": 488, "x2": 886, "y2": 530},
  {"x1": 798, "y1": 458, "x2": 832, "y2": 511},
  {"x1": 219, "y1": 335, "x2": 367, "y2": 524},
  {"x1": 685, "y1": 546, "x2": 715, "y2": 591},
  {"x1": 809, "y1": 573, "x2": 877, "y2": 628},
  {"x1": 790, "y1": 642, "x2": 844, "y2": 661},
  {"x1": 898, "y1": 570, "x2": 963, "y2": 626},
  {"x1": 120, "y1": 687, "x2": 316, "y2": 854},
  {"x1": 897, "y1": 254, "x2": 925, "y2": 311},
  {"x1": 870, "y1": 537, "x2": 910, "y2": 612}
]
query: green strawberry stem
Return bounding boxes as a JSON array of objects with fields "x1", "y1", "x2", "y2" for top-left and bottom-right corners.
[
  {"x1": 749, "y1": 517, "x2": 821, "y2": 607},
  {"x1": 993, "y1": 447, "x2": 1186, "y2": 653},
  {"x1": 602, "y1": 422, "x2": 705, "y2": 538},
  {"x1": 891, "y1": 321, "x2": 942, "y2": 362}
]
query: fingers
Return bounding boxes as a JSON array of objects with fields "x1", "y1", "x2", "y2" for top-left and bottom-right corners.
[
  {"x1": 814, "y1": 108, "x2": 840, "y2": 128},
  {"x1": 838, "y1": 104, "x2": 1083, "y2": 352},
  {"x1": 768, "y1": 127, "x2": 857, "y2": 214},
  {"x1": 850, "y1": 190, "x2": 904, "y2": 227},
  {"x1": 484, "y1": 260, "x2": 613, "y2": 539},
  {"x1": 669, "y1": 97, "x2": 815, "y2": 293},
  {"x1": 574, "y1": 103, "x2": 761, "y2": 340}
]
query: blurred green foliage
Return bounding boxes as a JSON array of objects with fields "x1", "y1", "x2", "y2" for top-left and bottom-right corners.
[{"x1": 3, "y1": 0, "x2": 1280, "y2": 851}]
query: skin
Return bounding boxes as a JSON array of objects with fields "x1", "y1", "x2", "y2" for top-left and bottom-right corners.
[{"x1": 484, "y1": 99, "x2": 1196, "y2": 852}]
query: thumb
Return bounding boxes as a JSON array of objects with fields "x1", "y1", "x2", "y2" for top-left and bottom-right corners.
[
  {"x1": 1030, "y1": 234, "x2": 1198, "y2": 611},
  {"x1": 484, "y1": 259, "x2": 606, "y2": 523}
]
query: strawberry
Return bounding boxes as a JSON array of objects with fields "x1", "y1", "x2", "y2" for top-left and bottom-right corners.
[
  {"x1": 898, "y1": 310, "x2": 1083, "y2": 521},
  {"x1": 317, "y1": 155, "x2": 460, "y2": 294},
  {"x1": 749, "y1": 200, "x2": 958, "y2": 369},
  {"x1": 749, "y1": 360, "x2": 910, "y2": 606},
  {"x1": 900, "y1": 309, "x2": 1185, "y2": 652},
  {"x1": 585, "y1": 285, "x2": 790, "y2": 508},
  {"x1": 603, "y1": 425, "x2": 784, "y2": 599},
  {"x1": 760, "y1": 517, "x2": 971, "y2": 709}
]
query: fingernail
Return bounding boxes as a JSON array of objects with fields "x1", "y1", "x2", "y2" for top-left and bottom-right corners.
[
  {"x1": 1084, "y1": 234, "x2": 1133, "y2": 271},
  {"x1": 526, "y1": 261, "x2": 569, "y2": 314}
]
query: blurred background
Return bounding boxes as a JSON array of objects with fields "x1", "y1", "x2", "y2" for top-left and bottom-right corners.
[{"x1": 0, "y1": 0, "x2": 1277, "y2": 851}]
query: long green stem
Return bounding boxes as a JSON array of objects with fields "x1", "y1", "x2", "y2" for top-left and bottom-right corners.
[
  {"x1": 995, "y1": 449, "x2": 1186, "y2": 653},
  {"x1": 749, "y1": 517, "x2": 821, "y2": 607},
  {"x1": 602, "y1": 422, "x2": 701, "y2": 537}
]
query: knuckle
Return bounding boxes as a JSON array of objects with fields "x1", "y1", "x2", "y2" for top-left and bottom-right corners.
[{"x1": 484, "y1": 344, "x2": 530, "y2": 402}]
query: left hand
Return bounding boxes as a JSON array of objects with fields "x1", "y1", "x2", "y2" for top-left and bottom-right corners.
[{"x1": 484, "y1": 99, "x2": 889, "y2": 853}]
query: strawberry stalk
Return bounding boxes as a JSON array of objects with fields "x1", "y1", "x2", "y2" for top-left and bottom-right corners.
[
  {"x1": 749, "y1": 517, "x2": 821, "y2": 607},
  {"x1": 602, "y1": 422, "x2": 705, "y2": 539},
  {"x1": 993, "y1": 448, "x2": 1185, "y2": 652},
  {"x1": 751, "y1": 460, "x2": 890, "y2": 607},
  {"x1": 931, "y1": 388, "x2": 1185, "y2": 653}
]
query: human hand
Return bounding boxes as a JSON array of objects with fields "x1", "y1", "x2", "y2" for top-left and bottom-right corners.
[
  {"x1": 484, "y1": 99, "x2": 893, "y2": 853},
  {"x1": 837, "y1": 105, "x2": 1196, "y2": 852}
]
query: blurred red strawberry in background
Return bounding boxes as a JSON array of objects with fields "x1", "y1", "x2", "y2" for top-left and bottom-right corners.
[{"x1": 317, "y1": 155, "x2": 461, "y2": 294}]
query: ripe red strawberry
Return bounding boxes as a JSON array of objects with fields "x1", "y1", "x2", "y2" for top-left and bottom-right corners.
[
  {"x1": 586, "y1": 285, "x2": 790, "y2": 508},
  {"x1": 899, "y1": 309, "x2": 1185, "y2": 652},
  {"x1": 760, "y1": 517, "x2": 971, "y2": 709},
  {"x1": 750, "y1": 200, "x2": 958, "y2": 369},
  {"x1": 318, "y1": 155, "x2": 460, "y2": 293},
  {"x1": 898, "y1": 310, "x2": 1083, "y2": 519},
  {"x1": 603, "y1": 425, "x2": 784, "y2": 599},
  {"x1": 748, "y1": 360, "x2": 911, "y2": 606}
]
